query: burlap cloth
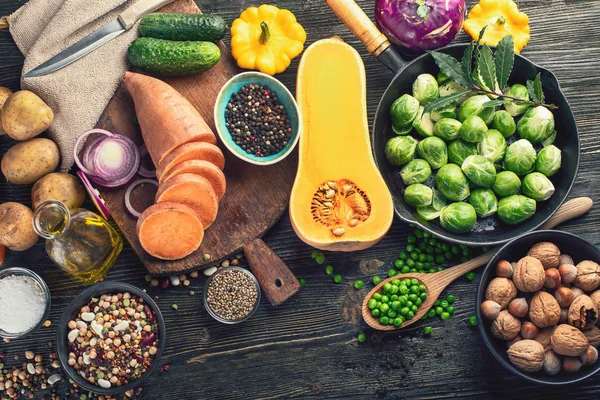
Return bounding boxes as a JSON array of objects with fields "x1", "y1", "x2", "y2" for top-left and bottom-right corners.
[{"x1": 5, "y1": 0, "x2": 141, "y2": 172}]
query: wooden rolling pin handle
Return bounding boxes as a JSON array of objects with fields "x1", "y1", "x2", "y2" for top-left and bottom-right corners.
[
  {"x1": 244, "y1": 238, "x2": 300, "y2": 306},
  {"x1": 324, "y1": 0, "x2": 390, "y2": 56}
]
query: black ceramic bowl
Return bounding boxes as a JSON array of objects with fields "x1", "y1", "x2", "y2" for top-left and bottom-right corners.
[
  {"x1": 477, "y1": 230, "x2": 600, "y2": 385},
  {"x1": 57, "y1": 281, "x2": 166, "y2": 395}
]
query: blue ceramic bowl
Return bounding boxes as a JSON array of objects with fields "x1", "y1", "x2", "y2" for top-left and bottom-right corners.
[{"x1": 214, "y1": 71, "x2": 301, "y2": 166}]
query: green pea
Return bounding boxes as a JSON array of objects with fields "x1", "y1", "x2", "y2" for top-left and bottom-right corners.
[
  {"x1": 380, "y1": 304, "x2": 390, "y2": 314},
  {"x1": 387, "y1": 310, "x2": 397, "y2": 319},
  {"x1": 399, "y1": 285, "x2": 409, "y2": 295},
  {"x1": 423, "y1": 231, "x2": 431, "y2": 238},
  {"x1": 406, "y1": 259, "x2": 415, "y2": 267},
  {"x1": 376, "y1": 301, "x2": 382, "y2": 308},
  {"x1": 299, "y1": 279, "x2": 306, "y2": 287},
  {"x1": 428, "y1": 268, "x2": 436, "y2": 274},
  {"x1": 407, "y1": 311, "x2": 415, "y2": 320},
  {"x1": 408, "y1": 235, "x2": 416, "y2": 244},
  {"x1": 354, "y1": 280, "x2": 364, "y2": 289},
  {"x1": 447, "y1": 306, "x2": 455, "y2": 314},
  {"x1": 390, "y1": 285, "x2": 399, "y2": 295},
  {"x1": 482, "y1": 246, "x2": 489, "y2": 252},
  {"x1": 410, "y1": 278, "x2": 419, "y2": 286},
  {"x1": 373, "y1": 293, "x2": 382, "y2": 301},
  {"x1": 381, "y1": 295, "x2": 390, "y2": 303},
  {"x1": 403, "y1": 279, "x2": 412, "y2": 286},
  {"x1": 466, "y1": 272, "x2": 476, "y2": 281},
  {"x1": 399, "y1": 252, "x2": 408, "y2": 260},
  {"x1": 408, "y1": 293, "x2": 418, "y2": 302},
  {"x1": 357, "y1": 332, "x2": 367, "y2": 343},
  {"x1": 383, "y1": 283, "x2": 392, "y2": 293},
  {"x1": 440, "y1": 300, "x2": 449, "y2": 309},
  {"x1": 410, "y1": 286, "x2": 420, "y2": 294},
  {"x1": 416, "y1": 261, "x2": 424, "y2": 270},
  {"x1": 325, "y1": 265, "x2": 334, "y2": 275},
  {"x1": 406, "y1": 300, "x2": 414, "y2": 308},
  {"x1": 311, "y1": 251, "x2": 319, "y2": 259},
  {"x1": 469, "y1": 316, "x2": 477, "y2": 326},
  {"x1": 419, "y1": 292, "x2": 428, "y2": 301},
  {"x1": 388, "y1": 269, "x2": 398, "y2": 278},
  {"x1": 441, "y1": 312, "x2": 450, "y2": 320},
  {"x1": 434, "y1": 299, "x2": 441, "y2": 306},
  {"x1": 421, "y1": 313, "x2": 428, "y2": 320},
  {"x1": 334, "y1": 274, "x2": 342, "y2": 283},
  {"x1": 418, "y1": 284, "x2": 427, "y2": 293},
  {"x1": 400, "y1": 307, "x2": 409, "y2": 317},
  {"x1": 380, "y1": 316, "x2": 390, "y2": 325},
  {"x1": 316, "y1": 255, "x2": 326, "y2": 264},
  {"x1": 427, "y1": 309, "x2": 436, "y2": 318},
  {"x1": 415, "y1": 298, "x2": 422, "y2": 306},
  {"x1": 393, "y1": 317, "x2": 403, "y2": 327},
  {"x1": 391, "y1": 279, "x2": 401, "y2": 286},
  {"x1": 394, "y1": 260, "x2": 403, "y2": 268},
  {"x1": 406, "y1": 244, "x2": 415, "y2": 253},
  {"x1": 401, "y1": 266, "x2": 410, "y2": 273},
  {"x1": 435, "y1": 255, "x2": 445, "y2": 264},
  {"x1": 436, "y1": 266, "x2": 444, "y2": 272},
  {"x1": 444, "y1": 251, "x2": 453, "y2": 260},
  {"x1": 435, "y1": 306, "x2": 443, "y2": 315},
  {"x1": 391, "y1": 301, "x2": 401, "y2": 311},
  {"x1": 410, "y1": 305, "x2": 418, "y2": 313},
  {"x1": 409, "y1": 268, "x2": 417, "y2": 273},
  {"x1": 371, "y1": 309, "x2": 381, "y2": 317},
  {"x1": 368, "y1": 299, "x2": 378, "y2": 309},
  {"x1": 446, "y1": 295, "x2": 455, "y2": 303},
  {"x1": 451, "y1": 245, "x2": 460, "y2": 254},
  {"x1": 423, "y1": 326, "x2": 433, "y2": 335},
  {"x1": 426, "y1": 246, "x2": 434, "y2": 254},
  {"x1": 372, "y1": 275, "x2": 382, "y2": 285},
  {"x1": 418, "y1": 254, "x2": 427, "y2": 262},
  {"x1": 410, "y1": 252, "x2": 419, "y2": 260}
]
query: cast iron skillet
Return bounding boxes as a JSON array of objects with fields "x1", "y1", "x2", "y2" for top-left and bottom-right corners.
[{"x1": 325, "y1": 0, "x2": 580, "y2": 246}]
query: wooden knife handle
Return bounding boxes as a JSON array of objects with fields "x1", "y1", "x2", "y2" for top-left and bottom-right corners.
[
  {"x1": 244, "y1": 238, "x2": 300, "y2": 306},
  {"x1": 119, "y1": 0, "x2": 176, "y2": 30},
  {"x1": 324, "y1": 0, "x2": 390, "y2": 56}
]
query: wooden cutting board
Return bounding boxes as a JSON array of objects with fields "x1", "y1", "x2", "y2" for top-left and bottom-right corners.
[{"x1": 93, "y1": 0, "x2": 299, "y2": 304}]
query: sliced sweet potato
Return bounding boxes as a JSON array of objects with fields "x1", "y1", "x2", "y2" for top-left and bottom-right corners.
[
  {"x1": 155, "y1": 173, "x2": 219, "y2": 228},
  {"x1": 156, "y1": 141, "x2": 225, "y2": 182},
  {"x1": 123, "y1": 71, "x2": 217, "y2": 166},
  {"x1": 136, "y1": 202, "x2": 204, "y2": 260},
  {"x1": 159, "y1": 160, "x2": 227, "y2": 200}
]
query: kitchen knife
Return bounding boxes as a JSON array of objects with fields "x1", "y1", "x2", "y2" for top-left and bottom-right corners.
[{"x1": 24, "y1": 0, "x2": 176, "y2": 78}]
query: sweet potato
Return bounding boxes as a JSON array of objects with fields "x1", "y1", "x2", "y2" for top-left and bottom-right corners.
[
  {"x1": 136, "y1": 202, "x2": 204, "y2": 260},
  {"x1": 155, "y1": 173, "x2": 218, "y2": 228},
  {"x1": 155, "y1": 141, "x2": 225, "y2": 182},
  {"x1": 159, "y1": 160, "x2": 226, "y2": 200},
  {"x1": 123, "y1": 71, "x2": 217, "y2": 166}
]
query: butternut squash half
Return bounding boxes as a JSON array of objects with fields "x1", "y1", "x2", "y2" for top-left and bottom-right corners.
[{"x1": 289, "y1": 38, "x2": 394, "y2": 251}]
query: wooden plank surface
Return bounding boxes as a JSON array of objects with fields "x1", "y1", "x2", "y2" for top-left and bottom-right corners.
[
  {"x1": 1, "y1": 0, "x2": 600, "y2": 399},
  {"x1": 96, "y1": 0, "x2": 297, "y2": 275}
]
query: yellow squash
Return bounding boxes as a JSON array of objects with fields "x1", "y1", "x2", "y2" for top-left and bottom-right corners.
[{"x1": 290, "y1": 38, "x2": 394, "y2": 252}]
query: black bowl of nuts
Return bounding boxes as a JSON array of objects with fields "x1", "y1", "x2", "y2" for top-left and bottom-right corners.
[
  {"x1": 57, "y1": 281, "x2": 166, "y2": 395},
  {"x1": 477, "y1": 230, "x2": 600, "y2": 385}
]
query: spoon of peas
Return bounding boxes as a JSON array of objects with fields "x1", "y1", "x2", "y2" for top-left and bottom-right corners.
[{"x1": 362, "y1": 197, "x2": 593, "y2": 331}]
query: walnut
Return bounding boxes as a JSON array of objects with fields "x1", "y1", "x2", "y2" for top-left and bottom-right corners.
[
  {"x1": 527, "y1": 242, "x2": 561, "y2": 269},
  {"x1": 513, "y1": 256, "x2": 545, "y2": 292},
  {"x1": 584, "y1": 326, "x2": 600, "y2": 347},
  {"x1": 485, "y1": 278, "x2": 517, "y2": 309},
  {"x1": 491, "y1": 310, "x2": 522, "y2": 340},
  {"x1": 551, "y1": 324, "x2": 589, "y2": 356},
  {"x1": 590, "y1": 290, "x2": 600, "y2": 310},
  {"x1": 529, "y1": 291, "x2": 561, "y2": 328},
  {"x1": 574, "y1": 260, "x2": 600, "y2": 291},
  {"x1": 507, "y1": 339, "x2": 545, "y2": 373},
  {"x1": 568, "y1": 295, "x2": 598, "y2": 330}
]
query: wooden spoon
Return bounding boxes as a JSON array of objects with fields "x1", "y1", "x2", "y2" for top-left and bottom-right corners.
[{"x1": 362, "y1": 197, "x2": 594, "y2": 331}]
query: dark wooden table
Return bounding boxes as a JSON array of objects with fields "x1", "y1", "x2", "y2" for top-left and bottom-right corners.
[{"x1": 2, "y1": 0, "x2": 600, "y2": 398}]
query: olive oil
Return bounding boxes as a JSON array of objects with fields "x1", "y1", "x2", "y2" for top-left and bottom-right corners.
[{"x1": 33, "y1": 200, "x2": 122, "y2": 284}]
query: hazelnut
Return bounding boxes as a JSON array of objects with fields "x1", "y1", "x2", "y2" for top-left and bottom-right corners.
[
  {"x1": 485, "y1": 277, "x2": 517, "y2": 309},
  {"x1": 551, "y1": 324, "x2": 589, "y2": 356},
  {"x1": 495, "y1": 260, "x2": 514, "y2": 278},
  {"x1": 521, "y1": 321, "x2": 539, "y2": 340},
  {"x1": 571, "y1": 286, "x2": 585, "y2": 299},
  {"x1": 507, "y1": 339, "x2": 545, "y2": 373},
  {"x1": 584, "y1": 326, "x2": 600, "y2": 347},
  {"x1": 558, "y1": 264, "x2": 578, "y2": 284},
  {"x1": 559, "y1": 308, "x2": 569, "y2": 324},
  {"x1": 544, "y1": 268, "x2": 561, "y2": 290},
  {"x1": 590, "y1": 290, "x2": 600, "y2": 310},
  {"x1": 543, "y1": 351, "x2": 562, "y2": 376},
  {"x1": 554, "y1": 287, "x2": 574, "y2": 308},
  {"x1": 560, "y1": 254, "x2": 574, "y2": 266},
  {"x1": 508, "y1": 298, "x2": 529, "y2": 318},
  {"x1": 535, "y1": 326, "x2": 556, "y2": 349},
  {"x1": 513, "y1": 256, "x2": 545, "y2": 292},
  {"x1": 574, "y1": 260, "x2": 600, "y2": 291},
  {"x1": 527, "y1": 242, "x2": 561, "y2": 269},
  {"x1": 491, "y1": 310, "x2": 521, "y2": 340},
  {"x1": 580, "y1": 345, "x2": 599, "y2": 366},
  {"x1": 507, "y1": 335, "x2": 523, "y2": 348},
  {"x1": 480, "y1": 300, "x2": 501, "y2": 320},
  {"x1": 529, "y1": 291, "x2": 561, "y2": 328},
  {"x1": 568, "y1": 295, "x2": 598, "y2": 330},
  {"x1": 562, "y1": 357, "x2": 583, "y2": 373}
]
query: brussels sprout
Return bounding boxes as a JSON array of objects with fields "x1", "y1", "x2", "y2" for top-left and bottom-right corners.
[
  {"x1": 412, "y1": 74, "x2": 439, "y2": 105},
  {"x1": 439, "y1": 81, "x2": 467, "y2": 98},
  {"x1": 504, "y1": 139, "x2": 537, "y2": 175},
  {"x1": 448, "y1": 139, "x2": 478, "y2": 165},
  {"x1": 434, "y1": 118, "x2": 461, "y2": 141},
  {"x1": 491, "y1": 110, "x2": 516, "y2": 138},
  {"x1": 417, "y1": 137, "x2": 448, "y2": 169},
  {"x1": 390, "y1": 94, "x2": 420, "y2": 128},
  {"x1": 439, "y1": 202, "x2": 477, "y2": 233},
  {"x1": 458, "y1": 95, "x2": 495, "y2": 124},
  {"x1": 461, "y1": 155, "x2": 497, "y2": 187},
  {"x1": 385, "y1": 135, "x2": 418, "y2": 166},
  {"x1": 416, "y1": 189, "x2": 447, "y2": 221},
  {"x1": 436, "y1": 164, "x2": 470, "y2": 201},
  {"x1": 535, "y1": 144, "x2": 561, "y2": 177},
  {"x1": 400, "y1": 159, "x2": 432, "y2": 185},
  {"x1": 478, "y1": 129, "x2": 507, "y2": 163},
  {"x1": 504, "y1": 84, "x2": 531, "y2": 117},
  {"x1": 497, "y1": 195, "x2": 536, "y2": 225},
  {"x1": 437, "y1": 71, "x2": 449, "y2": 85},
  {"x1": 521, "y1": 172, "x2": 555, "y2": 202},
  {"x1": 430, "y1": 104, "x2": 457, "y2": 122},
  {"x1": 469, "y1": 188, "x2": 498, "y2": 218},
  {"x1": 392, "y1": 124, "x2": 413, "y2": 136},
  {"x1": 542, "y1": 130, "x2": 557, "y2": 147},
  {"x1": 404, "y1": 184, "x2": 433, "y2": 207},
  {"x1": 458, "y1": 115, "x2": 488, "y2": 143},
  {"x1": 492, "y1": 171, "x2": 521, "y2": 197},
  {"x1": 413, "y1": 106, "x2": 435, "y2": 137},
  {"x1": 517, "y1": 106, "x2": 555, "y2": 144}
]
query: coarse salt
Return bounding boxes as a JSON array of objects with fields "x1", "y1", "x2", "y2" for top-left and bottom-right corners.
[{"x1": 0, "y1": 275, "x2": 46, "y2": 334}]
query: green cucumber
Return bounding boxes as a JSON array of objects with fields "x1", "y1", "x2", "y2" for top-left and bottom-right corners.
[
  {"x1": 139, "y1": 13, "x2": 227, "y2": 42},
  {"x1": 127, "y1": 38, "x2": 221, "y2": 76}
]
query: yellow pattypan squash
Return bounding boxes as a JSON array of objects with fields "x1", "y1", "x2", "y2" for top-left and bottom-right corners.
[
  {"x1": 464, "y1": 0, "x2": 530, "y2": 53},
  {"x1": 231, "y1": 4, "x2": 307, "y2": 76}
]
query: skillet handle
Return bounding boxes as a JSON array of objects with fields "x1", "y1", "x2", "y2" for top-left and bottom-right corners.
[{"x1": 324, "y1": 0, "x2": 390, "y2": 57}]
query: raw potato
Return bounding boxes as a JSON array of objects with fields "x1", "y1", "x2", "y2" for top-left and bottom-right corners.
[
  {"x1": 0, "y1": 87, "x2": 13, "y2": 136},
  {"x1": 1, "y1": 138, "x2": 60, "y2": 184},
  {"x1": 1, "y1": 90, "x2": 54, "y2": 140},
  {"x1": 32, "y1": 173, "x2": 86, "y2": 210},
  {"x1": 0, "y1": 202, "x2": 38, "y2": 251}
]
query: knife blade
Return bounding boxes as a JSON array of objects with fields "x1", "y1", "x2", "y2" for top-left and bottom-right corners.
[{"x1": 24, "y1": 0, "x2": 176, "y2": 78}]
